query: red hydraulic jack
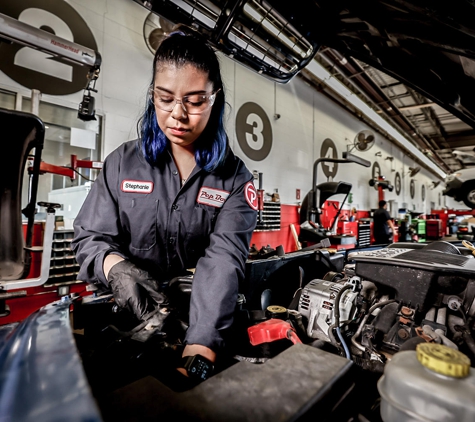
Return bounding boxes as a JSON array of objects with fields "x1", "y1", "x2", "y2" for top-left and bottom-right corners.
[{"x1": 248, "y1": 319, "x2": 302, "y2": 345}]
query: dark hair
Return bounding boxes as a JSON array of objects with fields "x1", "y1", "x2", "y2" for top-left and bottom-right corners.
[
  {"x1": 379, "y1": 200, "x2": 387, "y2": 208},
  {"x1": 138, "y1": 27, "x2": 227, "y2": 172}
]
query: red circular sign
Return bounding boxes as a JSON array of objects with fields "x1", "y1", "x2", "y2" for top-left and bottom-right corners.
[{"x1": 244, "y1": 182, "x2": 258, "y2": 210}]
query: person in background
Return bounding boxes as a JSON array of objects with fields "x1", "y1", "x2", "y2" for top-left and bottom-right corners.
[
  {"x1": 71, "y1": 27, "x2": 258, "y2": 377},
  {"x1": 373, "y1": 200, "x2": 395, "y2": 244}
]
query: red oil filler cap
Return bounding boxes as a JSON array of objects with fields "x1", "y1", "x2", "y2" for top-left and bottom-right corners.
[{"x1": 248, "y1": 318, "x2": 302, "y2": 346}]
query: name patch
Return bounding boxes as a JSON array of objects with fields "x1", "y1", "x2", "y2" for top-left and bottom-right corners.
[
  {"x1": 121, "y1": 180, "x2": 154, "y2": 194},
  {"x1": 197, "y1": 186, "x2": 230, "y2": 208}
]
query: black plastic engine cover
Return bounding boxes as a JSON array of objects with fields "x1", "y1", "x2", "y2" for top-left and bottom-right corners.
[{"x1": 353, "y1": 247, "x2": 474, "y2": 311}]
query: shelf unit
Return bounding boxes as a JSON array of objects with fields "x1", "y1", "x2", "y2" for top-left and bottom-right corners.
[
  {"x1": 255, "y1": 201, "x2": 281, "y2": 232},
  {"x1": 45, "y1": 230, "x2": 80, "y2": 285},
  {"x1": 357, "y1": 221, "x2": 371, "y2": 247}
]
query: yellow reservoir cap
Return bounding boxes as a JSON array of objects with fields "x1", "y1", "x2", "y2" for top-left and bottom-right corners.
[
  {"x1": 416, "y1": 343, "x2": 471, "y2": 378},
  {"x1": 266, "y1": 306, "x2": 287, "y2": 314},
  {"x1": 266, "y1": 305, "x2": 289, "y2": 320}
]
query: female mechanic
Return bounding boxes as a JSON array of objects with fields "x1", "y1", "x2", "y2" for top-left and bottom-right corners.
[{"x1": 72, "y1": 27, "x2": 258, "y2": 371}]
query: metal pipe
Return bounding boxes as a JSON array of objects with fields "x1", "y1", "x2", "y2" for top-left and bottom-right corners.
[
  {"x1": 258, "y1": 172, "x2": 263, "y2": 223},
  {"x1": 351, "y1": 300, "x2": 397, "y2": 352},
  {"x1": 436, "y1": 307, "x2": 447, "y2": 326},
  {"x1": 0, "y1": 12, "x2": 100, "y2": 68},
  {"x1": 425, "y1": 307, "x2": 436, "y2": 322},
  {"x1": 15, "y1": 93, "x2": 22, "y2": 111},
  {"x1": 423, "y1": 325, "x2": 458, "y2": 350},
  {"x1": 31, "y1": 89, "x2": 41, "y2": 116}
]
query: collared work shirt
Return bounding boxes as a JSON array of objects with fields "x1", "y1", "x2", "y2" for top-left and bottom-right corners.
[{"x1": 72, "y1": 139, "x2": 257, "y2": 349}]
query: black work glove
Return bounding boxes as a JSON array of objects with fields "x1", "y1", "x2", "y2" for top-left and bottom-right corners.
[{"x1": 107, "y1": 260, "x2": 167, "y2": 321}]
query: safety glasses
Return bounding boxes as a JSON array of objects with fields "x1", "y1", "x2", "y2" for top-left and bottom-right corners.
[{"x1": 149, "y1": 87, "x2": 220, "y2": 115}]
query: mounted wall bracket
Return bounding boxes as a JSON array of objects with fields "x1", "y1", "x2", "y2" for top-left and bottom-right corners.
[{"x1": 0, "y1": 12, "x2": 102, "y2": 120}]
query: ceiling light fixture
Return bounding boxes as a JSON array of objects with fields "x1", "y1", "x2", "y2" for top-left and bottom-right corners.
[{"x1": 243, "y1": 3, "x2": 310, "y2": 59}]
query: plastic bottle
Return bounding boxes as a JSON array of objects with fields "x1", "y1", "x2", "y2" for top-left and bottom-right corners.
[{"x1": 377, "y1": 343, "x2": 475, "y2": 422}]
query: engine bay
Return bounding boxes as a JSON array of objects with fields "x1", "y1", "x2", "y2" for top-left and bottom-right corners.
[{"x1": 72, "y1": 240, "x2": 475, "y2": 421}]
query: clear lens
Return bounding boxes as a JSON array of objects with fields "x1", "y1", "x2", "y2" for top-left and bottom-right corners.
[{"x1": 151, "y1": 89, "x2": 217, "y2": 114}]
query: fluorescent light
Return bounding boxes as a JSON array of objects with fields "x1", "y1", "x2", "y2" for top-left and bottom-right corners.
[
  {"x1": 306, "y1": 60, "x2": 447, "y2": 179},
  {"x1": 243, "y1": 3, "x2": 307, "y2": 58}
]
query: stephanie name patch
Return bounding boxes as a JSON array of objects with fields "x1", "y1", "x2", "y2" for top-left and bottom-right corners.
[{"x1": 121, "y1": 180, "x2": 154, "y2": 194}]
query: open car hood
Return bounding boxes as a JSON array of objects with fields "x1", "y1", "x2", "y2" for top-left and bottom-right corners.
[
  {"x1": 306, "y1": 1, "x2": 475, "y2": 130},
  {"x1": 135, "y1": 0, "x2": 475, "y2": 130}
]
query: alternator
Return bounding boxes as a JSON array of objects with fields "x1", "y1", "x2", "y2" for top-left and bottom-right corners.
[{"x1": 298, "y1": 279, "x2": 359, "y2": 341}]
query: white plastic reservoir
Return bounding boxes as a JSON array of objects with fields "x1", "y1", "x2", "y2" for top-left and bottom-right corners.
[{"x1": 377, "y1": 343, "x2": 475, "y2": 422}]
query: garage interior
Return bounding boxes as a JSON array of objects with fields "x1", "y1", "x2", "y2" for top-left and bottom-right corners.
[{"x1": 1, "y1": 1, "x2": 475, "y2": 422}]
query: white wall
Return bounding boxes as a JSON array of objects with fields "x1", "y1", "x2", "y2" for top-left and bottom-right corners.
[{"x1": 0, "y1": 0, "x2": 463, "y2": 215}]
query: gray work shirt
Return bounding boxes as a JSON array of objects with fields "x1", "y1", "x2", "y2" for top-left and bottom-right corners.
[{"x1": 72, "y1": 139, "x2": 257, "y2": 350}]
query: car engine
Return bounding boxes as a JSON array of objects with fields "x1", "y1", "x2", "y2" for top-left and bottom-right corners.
[
  {"x1": 73, "y1": 240, "x2": 475, "y2": 422},
  {"x1": 296, "y1": 242, "x2": 475, "y2": 370}
]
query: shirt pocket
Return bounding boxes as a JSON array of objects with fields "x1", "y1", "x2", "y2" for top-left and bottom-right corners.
[{"x1": 122, "y1": 197, "x2": 158, "y2": 251}]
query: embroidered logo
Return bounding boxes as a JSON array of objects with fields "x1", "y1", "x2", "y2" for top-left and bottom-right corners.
[
  {"x1": 121, "y1": 180, "x2": 154, "y2": 194},
  {"x1": 197, "y1": 187, "x2": 230, "y2": 208},
  {"x1": 245, "y1": 182, "x2": 258, "y2": 210}
]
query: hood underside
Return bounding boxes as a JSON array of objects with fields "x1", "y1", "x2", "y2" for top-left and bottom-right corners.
[{"x1": 135, "y1": 0, "x2": 475, "y2": 173}]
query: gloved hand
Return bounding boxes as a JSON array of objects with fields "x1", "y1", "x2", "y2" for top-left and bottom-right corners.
[{"x1": 107, "y1": 260, "x2": 167, "y2": 321}]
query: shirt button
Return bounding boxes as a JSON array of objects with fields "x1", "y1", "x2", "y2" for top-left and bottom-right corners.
[
  {"x1": 172, "y1": 170, "x2": 178, "y2": 175},
  {"x1": 172, "y1": 204, "x2": 178, "y2": 211},
  {"x1": 169, "y1": 237, "x2": 175, "y2": 244}
]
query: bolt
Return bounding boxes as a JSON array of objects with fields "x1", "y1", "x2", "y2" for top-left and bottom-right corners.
[
  {"x1": 447, "y1": 296, "x2": 461, "y2": 311},
  {"x1": 398, "y1": 329, "x2": 409, "y2": 339}
]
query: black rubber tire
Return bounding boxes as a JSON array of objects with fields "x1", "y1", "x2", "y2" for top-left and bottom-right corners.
[{"x1": 462, "y1": 180, "x2": 475, "y2": 209}]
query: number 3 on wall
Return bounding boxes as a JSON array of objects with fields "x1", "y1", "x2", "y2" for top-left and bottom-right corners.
[
  {"x1": 14, "y1": 8, "x2": 74, "y2": 81},
  {"x1": 235, "y1": 102, "x2": 273, "y2": 161},
  {"x1": 245, "y1": 113, "x2": 264, "y2": 150}
]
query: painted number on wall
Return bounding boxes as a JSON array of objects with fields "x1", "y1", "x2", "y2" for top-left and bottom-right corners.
[
  {"x1": 395, "y1": 172, "x2": 401, "y2": 195},
  {"x1": 0, "y1": 0, "x2": 97, "y2": 95},
  {"x1": 320, "y1": 138, "x2": 338, "y2": 179},
  {"x1": 372, "y1": 161, "x2": 381, "y2": 180},
  {"x1": 235, "y1": 102, "x2": 272, "y2": 161}
]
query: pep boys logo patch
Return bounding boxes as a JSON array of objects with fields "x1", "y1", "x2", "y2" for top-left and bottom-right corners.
[
  {"x1": 197, "y1": 187, "x2": 230, "y2": 208},
  {"x1": 245, "y1": 182, "x2": 258, "y2": 210},
  {"x1": 121, "y1": 180, "x2": 154, "y2": 194}
]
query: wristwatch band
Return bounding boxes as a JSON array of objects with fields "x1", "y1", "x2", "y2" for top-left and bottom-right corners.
[{"x1": 181, "y1": 354, "x2": 214, "y2": 381}]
